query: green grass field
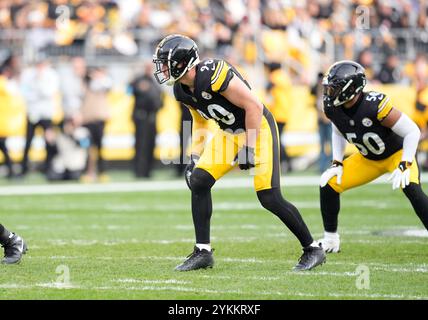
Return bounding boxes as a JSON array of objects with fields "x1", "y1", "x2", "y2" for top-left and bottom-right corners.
[{"x1": 0, "y1": 175, "x2": 427, "y2": 300}]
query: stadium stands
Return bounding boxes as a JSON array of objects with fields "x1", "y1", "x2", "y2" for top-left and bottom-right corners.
[{"x1": 0, "y1": 0, "x2": 427, "y2": 173}]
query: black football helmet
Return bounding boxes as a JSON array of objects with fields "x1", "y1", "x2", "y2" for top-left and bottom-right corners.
[
  {"x1": 322, "y1": 60, "x2": 367, "y2": 108},
  {"x1": 153, "y1": 34, "x2": 200, "y2": 85}
]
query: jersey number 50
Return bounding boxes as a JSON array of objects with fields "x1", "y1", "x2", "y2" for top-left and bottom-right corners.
[{"x1": 346, "y1": 132, "x2": 386, "y2": 156}]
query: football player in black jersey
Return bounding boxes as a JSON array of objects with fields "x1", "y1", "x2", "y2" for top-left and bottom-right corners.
[
  {"x1": 153, "y1": 34, "x2": 326, "y2": 271},
  {"x1": 318, "y1": 60, "x2": 428, "y2": 253},
  {"x1": 0, "y1": 224, "x2": 27, "y2": 264}
]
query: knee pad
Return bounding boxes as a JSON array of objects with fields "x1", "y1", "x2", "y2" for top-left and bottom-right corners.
[
  {"x1": 257, "y1": 188, "x2": 290, "y2": 212},
  {"x1": 190, "y1": 168, "x2": 216, "y2": 192},
  {"x1": 257, "y1": 187, "x2": 301, "y2": 219}
]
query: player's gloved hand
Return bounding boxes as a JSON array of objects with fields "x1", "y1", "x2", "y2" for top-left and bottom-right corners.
[
  {"x1": 318, "y1": 232, "x2": 340, "y2": 253},
  {"x1": 234, "y1": 145, "x2": 255, "y2": 170},
  {"x1": 388, "y1": 161, "x2": 411, "y2": 190},
  {"x1": 320, "y1": 160, "x2": 343, "y2": 187},
  {"x1": 184, "y1": 154, "x2": 199, "y2": 190}
]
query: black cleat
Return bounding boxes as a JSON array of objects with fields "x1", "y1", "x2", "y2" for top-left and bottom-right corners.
[
  {"x1": 293, "y1": 246, "x2": 326, "y2": 271},
  {"x1": 2, "y1": 233, "x2": 28, "y2": 265},
  {"x1": 175, "y1": 246, "x2": 214, "y2": 271}
]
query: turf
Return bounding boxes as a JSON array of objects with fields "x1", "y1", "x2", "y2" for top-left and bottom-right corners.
[{"x1": 0, "y1": 179, "x2": 427, "y2": 300}]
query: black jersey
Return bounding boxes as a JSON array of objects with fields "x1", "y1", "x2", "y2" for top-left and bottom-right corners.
[
  {"x1": 325, "y1": 91, "x2": 403, "y2": 160},
  {"x1": 174, "y1": 59, "x2": 250, "y2": 132}
]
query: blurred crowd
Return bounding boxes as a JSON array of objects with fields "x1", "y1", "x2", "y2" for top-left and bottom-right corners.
[
  {"x1": 0, "y1": 1, "x2": 428, "y2": 81},
  {"x1": 1, "y1": 0, "x2": 428, "y2": 180},
  {"x1": 0, "y1": 52, "x2": 112, "y2": 181}
]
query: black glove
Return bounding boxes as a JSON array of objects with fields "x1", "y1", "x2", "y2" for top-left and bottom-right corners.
[
  {"x1": 234, "y1": 145, "x2": 255, "y2": 170},
  {"x1": 184, "y1": 154, "x2": 199, "y2": 190}
]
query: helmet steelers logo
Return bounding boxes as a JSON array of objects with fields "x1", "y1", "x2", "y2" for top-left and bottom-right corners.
[
  {"x1": 362, "y1": 117, "x2": 373, "y2": 127},
  {"x1": 201, "y1": 91, "x2": 212, "y2": 100}
]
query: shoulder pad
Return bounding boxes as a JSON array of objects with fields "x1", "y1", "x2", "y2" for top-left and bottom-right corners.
[
  {"x1": 376, "y1": 94, "x2": 393, "y2": 121},
  {"x1": 197, "y1": 59, "x2": 233, "y2": 93}
]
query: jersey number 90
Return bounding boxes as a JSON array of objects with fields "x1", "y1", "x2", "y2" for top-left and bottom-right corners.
[{"x1": 197, "y1": 104, "x2": 236, "y2": 125}]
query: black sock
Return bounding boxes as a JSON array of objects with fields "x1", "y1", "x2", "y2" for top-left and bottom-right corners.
[
  {"x1": 320, "y1": 184, "x2": 341, "y2": 233},
  {"x1": 257, "y1": 188, "x2": 314, "y2": 247},
  {"x1": 0, "y1": 224, "x2": 12, "y2": 245},
  {"x1": 403, "y1": 183, "x2": 428, "y2": 230},
  {"x1": 190, "y1": 169, "x2": 216, "y2": 244}
]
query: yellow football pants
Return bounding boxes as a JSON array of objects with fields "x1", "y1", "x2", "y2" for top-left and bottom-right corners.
[
  {"x1": 196, "y1": 111, "x2": 281, "y2": 191},
  {"x1": 328, "y1": 149, "x2": 420, "y2": 193}
]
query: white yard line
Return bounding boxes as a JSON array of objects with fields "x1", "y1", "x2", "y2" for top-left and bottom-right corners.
[
  {"x1": 347, "y1": 239, "x2": 428, "y2": 244},
  {"x1": 114, "y1": 279, "x2": 190, "y2": 285},
  {"x1": 0, "y1": 283, "x2": 79, "y2": 289},
  {"x1": 1, "y1": 174, "x2": 427, "y2": 196},
  {"x1": 90, "y1": 284, "x2": 428, "y2": 300},
  {"x1": 1, "y1": 281, "x2": 426, "y2": 299},
  {"x1": 25, "y1": 254, "x2": 428, "y2": 273},
  {"x1": 35, "y1": 283, "x2": 79, "y2": 289},
  {"x1": 27, "y1": 229, "x2": 426, "y2": 246},
  {"x1": 2, "y1": 200, "x2": 412, "y2": 212},
  {"x1": 196, "y1": 272, "x2": 358, "y2": 280}
]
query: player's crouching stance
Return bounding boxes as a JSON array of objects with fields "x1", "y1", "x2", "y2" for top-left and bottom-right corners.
[
  {"x1": 153, "y1": 34, "x2": 326, "y2": 271},
  {"x1": 0, "y1": 224, "x2": 27, "y2": 264},
  {"x1": 318, "y1": 61, "x2": 428, "y2": 253}
]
